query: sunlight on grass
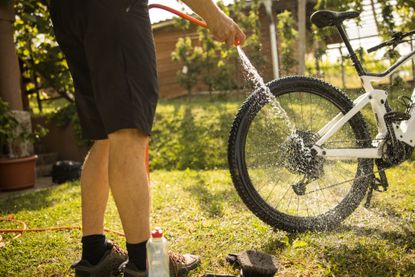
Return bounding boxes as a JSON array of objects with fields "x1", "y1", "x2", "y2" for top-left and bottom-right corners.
[{"x1": 1, "y1": 168, "x2": 415, "y2": 276}]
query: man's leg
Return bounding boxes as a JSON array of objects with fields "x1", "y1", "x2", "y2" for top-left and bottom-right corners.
[
  {"x1": 80, "y1": 140, "x2": 111, "y2": 265},
  {"x1": 108, "y1": 129, "x2": 150, "y2": 271},
  {"x1": 81, "y1": 140, "x2": 110, "y2": 236}
]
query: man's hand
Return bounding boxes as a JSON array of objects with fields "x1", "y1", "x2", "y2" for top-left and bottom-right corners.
[
  {"x1": 181, "y1": 0, "x2": 246, "y2": 46},
  {"x1": 205, "y1": 9, "x2": 246, "y2": 46}
]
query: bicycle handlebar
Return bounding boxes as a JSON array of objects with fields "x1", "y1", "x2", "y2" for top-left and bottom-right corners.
[
  {"x1": 367, "y1": 40, "x2": 392, "y2": 53},
  {"x1": 367, "y1": 29, "x2": 415, "y2": 53}
]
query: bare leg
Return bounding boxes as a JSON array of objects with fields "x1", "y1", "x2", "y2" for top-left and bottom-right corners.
[
  {"x1": 81, "y1": 139, "x2": 110, "y2": 236},
  {"x1": 108, "y1": 129, "x2": 150, "y2": 243}
]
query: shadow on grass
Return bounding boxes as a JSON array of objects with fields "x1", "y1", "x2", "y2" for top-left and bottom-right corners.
[
  {"x1": 177, "y1": 106, "x2": 208, "y2": 169},
  {"x1": 260, "y1": 232, "x2": 300, "y2": 253},
  {"x1": 316, "y1": 216, "x2": 415, "y2": 275},
  {"x1": 336, "y1": 204, "x2": 415, "y2": 247},
  {"x1": 318, "y1": 240, "x2": 415, "y2": 275},
  {"x1": 261, "y1": 226, "x2": 415, "y2": 275},
  {"x1": 337, "y1": 224, "x2": 415, "y2": 250},
  {"x1": 0, "y1": 182, "x2": 78, "y2": 214},
  {"x1": 186, "y1": 173, "x2": 244, "y2": 218}
]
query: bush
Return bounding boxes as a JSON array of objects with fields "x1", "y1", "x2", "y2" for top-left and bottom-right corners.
[{"x1": 0, "y1": 99, "x2": 18, "y2": 157}]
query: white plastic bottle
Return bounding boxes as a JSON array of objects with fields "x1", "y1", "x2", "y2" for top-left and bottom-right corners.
[{"x1": 147, "y1": 227, "x2": 169, "y2": 277}]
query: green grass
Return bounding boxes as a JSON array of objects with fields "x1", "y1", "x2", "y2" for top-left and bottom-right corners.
[{"x1": 1, "y1": 166, "x2": 415, "y2": 276}]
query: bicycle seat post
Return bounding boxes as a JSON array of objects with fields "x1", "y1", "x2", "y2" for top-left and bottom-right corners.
[{"x1": 335, "y1": 23, "x2": 366, "y2": 76}]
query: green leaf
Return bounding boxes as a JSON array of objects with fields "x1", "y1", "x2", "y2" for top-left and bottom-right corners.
[{"x1": 292, "y1": 239, "x2": 308, "y2": 248}]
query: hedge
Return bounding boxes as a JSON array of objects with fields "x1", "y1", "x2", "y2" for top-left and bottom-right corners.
[{"x1": 150, "y1": 96, "x2": 242, "y2": 170}]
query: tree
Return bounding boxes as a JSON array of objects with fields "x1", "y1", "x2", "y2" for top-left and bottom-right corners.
[
  {"x1": 171, "y1": 37, "x2": 204, "y2": 97},
  {"x1": 388, "y1": 0, "x2": 415, "y2": 31},
  {"x1": 298, "y1": 0, "x2": 306, "y2": 75},
  {"x1": 14, "y1": 0, "x2": 74, "y2": 104},
  {"x1": 276, "y1": 10, "x2": 298, "y2": 76}
]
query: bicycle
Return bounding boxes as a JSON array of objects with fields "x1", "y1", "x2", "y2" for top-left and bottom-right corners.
[{"x1": 228, "y1": 10, "x2": 415, "y2": 232}]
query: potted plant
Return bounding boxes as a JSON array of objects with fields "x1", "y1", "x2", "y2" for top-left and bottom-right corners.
[{"x1": 0, "y1": 98, "x2": 38, "y2": 191}]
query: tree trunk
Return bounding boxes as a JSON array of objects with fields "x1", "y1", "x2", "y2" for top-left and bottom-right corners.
[
  {"x1": 0, "y1": 2, "x2": 34, "y2": 158},
  {"x1": 0, "y1": 1, "x2": 22, "y2": 110},
  {"x1": 411, "y1": 39, "x2": 415, "y2": 85},
  {"x1": 297, "y1": 0, "x2": 306, "y2": 75},
  {"x1": 339, "y1": 47, "x2": 346, "y2": 89},
  {"x1": 370, "y1": 0, "x2": 380, "y2": 32},
  {"x1": 313, "y1": 39, "x2": 321, "y2": 77}
]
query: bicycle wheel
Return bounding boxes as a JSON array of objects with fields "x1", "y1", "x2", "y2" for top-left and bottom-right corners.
[{"x1": 228, "y1": 76, "x2": 373, "y2": 232}]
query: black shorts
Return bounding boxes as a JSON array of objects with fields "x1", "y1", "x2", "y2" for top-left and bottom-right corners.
[{"x1": 50, "y1": 0, "x2": 159, "y2": 140}]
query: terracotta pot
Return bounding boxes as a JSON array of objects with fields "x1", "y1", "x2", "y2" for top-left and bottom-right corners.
[{"x1": 0, "y1": 155, "x2": 37, "y2": 191}]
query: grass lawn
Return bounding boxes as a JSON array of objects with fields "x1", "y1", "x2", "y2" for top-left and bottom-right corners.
[{"x1": 1, "y1": 165, "x2": 415, "y2": 276}]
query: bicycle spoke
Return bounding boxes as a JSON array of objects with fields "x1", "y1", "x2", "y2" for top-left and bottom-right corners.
[
  {"x1": 315, "y1": 181, "x2": 325, "y2": 213},
  {"x1": 286, "y1": 190, "x2": 295, "y2": 214},
  {"x1": 274, "y1": 184, "x2": 292, "y2": 210},
  {"x1": 247, "y1": 150, "x2": 280, "y2": 157},
  {"x1": 300, "y1": 93, "x2": 305, "y2": 126},
  {"x1": 309, "y1": 93, "x2": 314, "y2": 130},
  {"x1": 314, "y1": 179, "x2": 330, "y2": 210},
  {"x1": 306, "y1": 170, "x2": 373, "y2": 195}
]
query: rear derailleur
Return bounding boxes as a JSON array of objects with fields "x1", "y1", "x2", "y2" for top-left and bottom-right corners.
[{"x1": 291, "y1": 176, "x2": 315, "y2": 196}]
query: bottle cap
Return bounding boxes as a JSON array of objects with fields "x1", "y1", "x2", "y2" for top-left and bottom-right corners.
[{"x1": 151, "y1": 227, "x2": 163, "y2": 238}]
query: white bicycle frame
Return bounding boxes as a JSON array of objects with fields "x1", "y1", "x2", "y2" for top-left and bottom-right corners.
[{"x1": 312, "y1": 49, "x2": 415, "y2": 160}]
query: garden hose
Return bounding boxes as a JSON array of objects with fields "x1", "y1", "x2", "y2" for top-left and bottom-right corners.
[
  {"x1": 148, "y1": 3, "x2": 241, "y2": 46},
  {"x1": 0, "y1": 214, "x2": 125, "y2": 247},
  {"x1": 149, "y1": 3, "x2": 208, "y2": 28}
]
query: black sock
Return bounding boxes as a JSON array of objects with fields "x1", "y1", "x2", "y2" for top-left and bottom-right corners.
[
  {"x1": 126, "y1": 240, "x2": 147, "y2": 271},
  {"x1": 81, "y1": 234, "x2": 107, "y2": 265}
]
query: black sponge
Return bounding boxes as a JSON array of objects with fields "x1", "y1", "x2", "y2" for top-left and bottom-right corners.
[{"x1": 228, "y1": 250, "x2": 278, "y2": 277}]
